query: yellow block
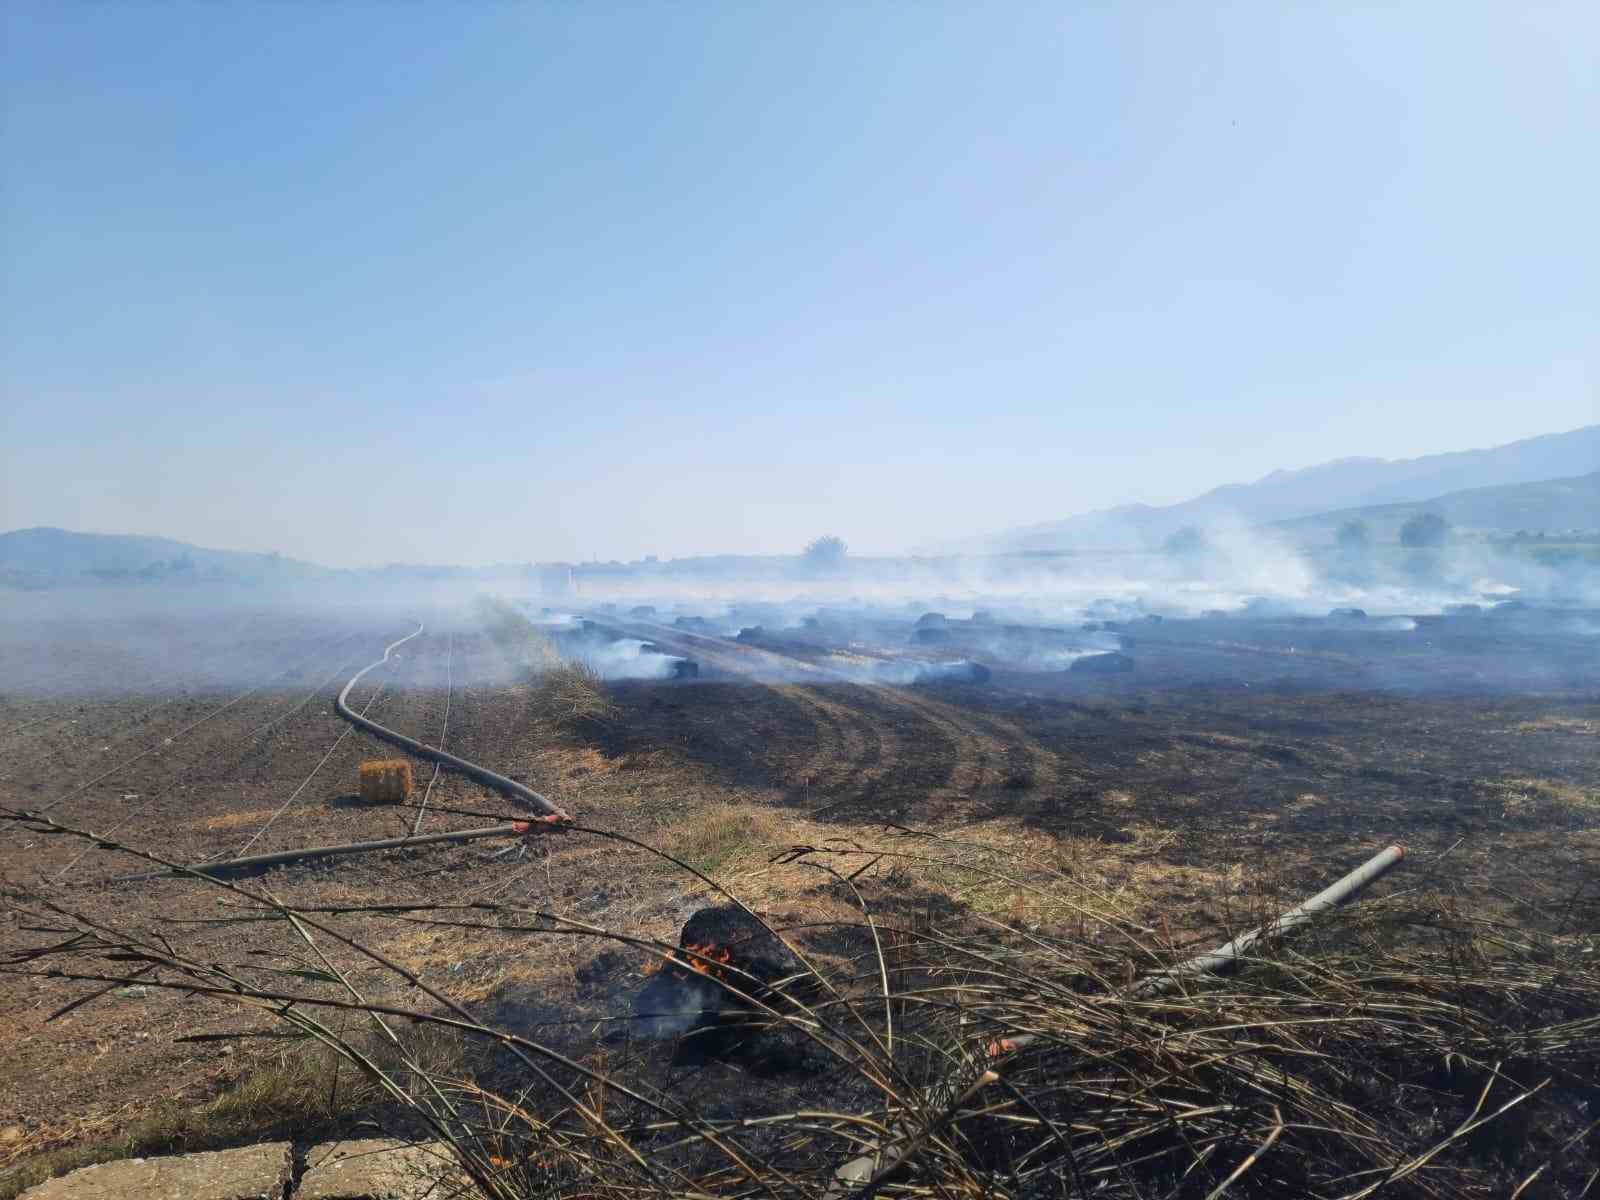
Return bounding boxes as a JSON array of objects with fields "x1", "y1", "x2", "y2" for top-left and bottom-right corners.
[{"x1": 359, "y1": 758, "x2": 415, "y2": 804}]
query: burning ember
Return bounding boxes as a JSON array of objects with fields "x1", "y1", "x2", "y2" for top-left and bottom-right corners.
[{"x1": 641, "y1": 941, "x2": 734, "y2": 980}]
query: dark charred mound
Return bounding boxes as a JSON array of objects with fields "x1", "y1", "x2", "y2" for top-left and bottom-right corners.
[
  {"x1": 929, "y1": 660, "x2": 990, "y2": 684},
  {"x1": 629, "y1": 605, "x2": 657, "y2": 618},
  {"x1": 873, "y1": 660, "x2": 992, "y2": 685},
  {"x1": 913, "y1": 626, "x2": 951, "y2": 644},
  {"x1": 673, "y1": 616, "x2": 716, "y2": 632},
  {"x1": 951, "y1": 660, "x2": 991, "y2": 684},
  {"x1": 736, "y1": 626, "x2": 765, "y2": 644},
  {"x1": 630, "y1": 905, "x2": 818, "y2": 1073},
  {"x1": 915, "y1": 612, "x2": 948, "y2": 629},
  {"x1": 1329, "y1": 607, "x2": 1369, "y2": 619},
  {"x1": 637, "y1": 642, "x2": 700, "y2": 680},
  {"x1": 1070, "y1": 651, "x2": 1135, "y2": 674}
]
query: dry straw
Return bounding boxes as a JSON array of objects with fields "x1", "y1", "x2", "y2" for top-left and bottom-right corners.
[
  {"x1": 3, "y1": 803, "x2": 1597, "y2": 1199},
  {"x1": 359, "y1": 759, "x2": 416, "y2": 805}
]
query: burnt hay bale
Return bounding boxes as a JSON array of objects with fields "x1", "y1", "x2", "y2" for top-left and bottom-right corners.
[
  {"x1": 1070, "y1": 651, "x2": 1135, "y2": 675},
  {"x1": 630, "y1": 905, "x2": 810, "y2": 1065},
  {"x1": 680, "y1": 904, "x2": 802, "y2": 989},
  {"x1": 937, "y1": 661, "x2": 991, "y2": 684}
]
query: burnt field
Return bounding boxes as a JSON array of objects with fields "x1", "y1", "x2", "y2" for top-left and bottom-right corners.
[{"x1": 1, "y1": 595, "x2": 1597, "y2": 1193}]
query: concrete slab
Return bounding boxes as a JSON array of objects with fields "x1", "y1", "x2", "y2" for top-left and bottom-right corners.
[
  {"x1": 18, "y1": 1142, "x2": 292, "y2": 1200},
  {"x1": 297, "y1": 1139, "x2": 469, "y2": 1200}
]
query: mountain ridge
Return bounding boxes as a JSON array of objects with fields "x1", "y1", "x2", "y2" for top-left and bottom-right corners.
[{"x1": 940, "y1": 424, "x2": 1599, "y2": 552}]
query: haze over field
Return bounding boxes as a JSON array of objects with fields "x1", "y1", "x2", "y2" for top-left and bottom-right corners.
[
  {"x1": 3, "y1": 3, "x2": 1597, "y2": 565},
  {"x1": 4, "y1": 424, "x2": 1598, "y2": 645}
]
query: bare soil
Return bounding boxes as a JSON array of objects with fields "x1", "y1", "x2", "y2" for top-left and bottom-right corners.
[{"x1": 1, "y1": 605, "x2": 1596, "y2": 1171}]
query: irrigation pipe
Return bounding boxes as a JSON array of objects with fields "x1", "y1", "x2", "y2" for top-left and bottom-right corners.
[
  {"x1": 1128, "y1": 842, "x2": 1406, "y2": 997},
  {"x1": 109, "y1": 818, "x2": 565, "y2": 882},
  {"x1": 44, "y1": 633, "x2": 369, "y2": 882},
  {"x1": 337, "y1": 624, "x2": 568, "y2": 821},
  {"x1": 101, "y1": 624, "x2": 570, "y2": 882}
]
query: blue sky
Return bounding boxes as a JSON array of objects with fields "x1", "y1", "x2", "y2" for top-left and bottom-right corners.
[{"x1": 3, "y1": 2, "x2": 1595, "y2": 566}]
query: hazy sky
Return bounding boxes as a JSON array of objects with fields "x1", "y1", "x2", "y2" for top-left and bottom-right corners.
[{"x1": 3, "y1": 2, "x2": 1596, "y2": 566}]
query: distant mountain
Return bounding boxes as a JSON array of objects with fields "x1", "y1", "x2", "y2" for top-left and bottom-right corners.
[
  {"x1": 1273, "y1": 470, "x2": 1600, "y2": 544},
  {"x1": 0, "y1": 527, "x2": 329, "y2": 588},
  {"x1": 950, "y1": 425, "x2": 1599, "y2": 552}
]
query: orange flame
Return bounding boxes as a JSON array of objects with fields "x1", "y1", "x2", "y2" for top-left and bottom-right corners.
[
  {"x1": 682, "y1": 942, "x2": 734, "y2": 974},
  {"x1": 640, "y1": 942, "x2": 734, "y2": 978}
]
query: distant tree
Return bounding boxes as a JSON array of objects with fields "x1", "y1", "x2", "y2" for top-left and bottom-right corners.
[
  {"x1": 1399, "y1": 513, "x2": 1449, "y2": 548},
  {"x1": 1336, "y1": 519, "x2": 1370, "y2": 551},
  {"x1": 1162, "y1": 526, "x2": 1206, "y2": 556},
  {"x1": 801, "y1": 535, "x2": 848, "y2": 571}
]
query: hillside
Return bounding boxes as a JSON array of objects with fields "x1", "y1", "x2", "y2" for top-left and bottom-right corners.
[
  {"x1": 958, "y1": 424, "x2": 1599, "y2": 552},
  {"x1": 0, "y1": 527, "x2": 328, "y2": 589},
  {"x1": 1273, "y1": 470, "x2": 1600, "y2": 545}
]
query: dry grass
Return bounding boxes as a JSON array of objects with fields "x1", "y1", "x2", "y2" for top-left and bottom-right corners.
[
  {"x1": 528, "y1": 661, "x2": 615, "y2": 732},
  {"x1": 13, "y1": 799, "x2": 1599, "y2": 1198},
  {"x1": 201, "y1": 808, "x2": 278, "y2": 831},
  {"x1": 1487, "y1": 776, "x2": 1598, "y2": 816},
  {"x1": 477, "y1": 596, "x2": 616, "y2": 733},
  {"x1": 663, "y1": 803, "x2": 792, "y2": 881},
  {"x1": 1511, "y1": 716, "x2": 1597, "y2": 735}
]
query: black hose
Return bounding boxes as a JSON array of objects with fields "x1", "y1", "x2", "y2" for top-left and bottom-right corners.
[
  {"x1": 337, "y1": 624, "x2": 569, "y2": 821},
  {"x1": 110, "y1": 821, "x2": 544, "y2": 882}
]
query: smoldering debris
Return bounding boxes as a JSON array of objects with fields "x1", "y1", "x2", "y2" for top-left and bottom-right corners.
[
  {"x1": 535, "y1": 618, "x2": 699, "y2": 682},
  {"x1": 628, "y1": 905, "x2": 815, "y2": 1071},
  {"x1": 1069, "y1": 651, "x2": 1136, "y2": 674},
  {"x1": 561, "y1": 590, "x2": 1600, "y2": 697},
  {"x1": 865, "y1": 659, "x2": 991, "y2": 685}
]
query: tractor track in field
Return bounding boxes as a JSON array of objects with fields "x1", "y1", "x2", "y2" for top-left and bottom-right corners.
[
  {"x1": 3, "y1": 599, "x2": 1599, "y2": 1160},
  {"x1": 121, "y1": 626, "x2": 460, "y2": 872},
  {"x1": 575, "y1": 615, "x2": 1054, "y2": 821},
  {"x1": 0, "y1": 623, "x2": 353, "y2": 798},
  {"x1": 9, "y1": 631, "x2": 376, "y2": 879},
  {"x1": 0, "y1": 627, "x2": 357, "y2": 862}
]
